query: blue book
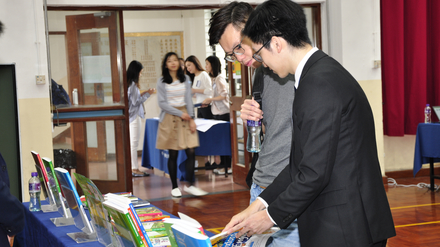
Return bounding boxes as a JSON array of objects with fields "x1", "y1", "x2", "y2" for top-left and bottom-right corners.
[{"x1": 171, "y1": 224, "x2": 211, "y2": 247}]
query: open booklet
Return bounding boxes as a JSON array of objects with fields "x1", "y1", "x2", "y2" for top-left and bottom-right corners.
[{"x1": 163, "y1": 212, "x2": 279, "y2": 247}]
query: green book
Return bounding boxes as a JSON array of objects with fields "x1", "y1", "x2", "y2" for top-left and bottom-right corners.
[{"x1": 103, "y1": 200, "x2": 145, "y2": 247}]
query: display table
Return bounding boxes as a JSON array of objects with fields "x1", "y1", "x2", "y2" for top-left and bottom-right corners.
[
  {"x1": 141, "y1": 118, "x2": 231, "y2": 180},
  {"x1": 413, "y1": 123, "x2": 440, "y2": 190},
  {"x1": 17, "y1": 202, "x2": 177, "y2": 247}
]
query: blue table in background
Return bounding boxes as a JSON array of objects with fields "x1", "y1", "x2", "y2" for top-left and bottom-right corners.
[
  {"x1": 413, "y1": 123, "x2": 440, "y2": 190},
  {"x1": 141, "y1": 118, "x2": 231, "y2": 180}
]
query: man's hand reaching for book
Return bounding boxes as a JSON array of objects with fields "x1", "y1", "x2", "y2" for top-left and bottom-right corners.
[
  {"x1": 225, "y1": 210, "x2": 273, "y2": 238},
  {"x1": 223, "y1": 199, "x2": 271, "y2": 237}
]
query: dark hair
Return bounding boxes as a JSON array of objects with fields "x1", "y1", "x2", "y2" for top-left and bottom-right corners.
[
  {"x1": 161, "y1": 52, "x2": 186, "y2": 84},
  {"x1": 126, "y1": 60, "x2": 143, "y2": 88},
  {"x1": 208, "y1": 1, "x2": 254, "y2": 46},
  {"x1": 185, "y1": 55, "x2": 205, "y2": 83},
  {"x1": 206, "y1": 56, "x2": 222, "y2": 77},
  {"x1": 0, "y1": 21, "x2": 4, "y2": 36},
  {"x1": 242, "y1": 0, "x2": 311, "y2": 50}
]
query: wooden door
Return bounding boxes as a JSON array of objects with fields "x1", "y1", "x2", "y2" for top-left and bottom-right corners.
[
  {"x1": 65, "y1": 12, "x2": 131, "y2": 194},
  {"x1": 228, "y1": 62, "x2": 253, "y2": 188}
]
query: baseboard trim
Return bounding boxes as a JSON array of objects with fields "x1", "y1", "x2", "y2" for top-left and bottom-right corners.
[{"x1": 385, "y1": 167, "x2": 440, "y2": 179}]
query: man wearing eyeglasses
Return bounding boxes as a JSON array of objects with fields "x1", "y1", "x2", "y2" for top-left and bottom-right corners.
[
  {"x1": 223, "y1": 1, "x2": 396, "y2": 246},
  {"x1": 208, "y1": 2, "x2": 298, "y2": 247}
]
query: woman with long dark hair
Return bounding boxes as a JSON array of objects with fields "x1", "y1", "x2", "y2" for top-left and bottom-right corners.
[
  {"x1": 202, "y1": 56, "x2": 231, "y2": 172},
  {"x1": 185, "y1": 55, "x2": 213, "y2": 119},
  {"x1": 127, "y1": 60, "x2": 155, "y2": 177},
  {"x1": 156, "y1": 52, "x2": 208, "y2": 197}
]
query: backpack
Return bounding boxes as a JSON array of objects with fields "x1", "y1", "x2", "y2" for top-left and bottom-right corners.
[
  {"x1": 245, "y1": 67, "x2": 265, "y2": 188},
  {"x1": 51, "y1": 79, "x2": 71, "y2": 106}
]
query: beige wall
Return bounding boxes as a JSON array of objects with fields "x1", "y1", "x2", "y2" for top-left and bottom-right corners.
[{"x1": 18, "y1": 98, "x2": 54, "y2": 201}]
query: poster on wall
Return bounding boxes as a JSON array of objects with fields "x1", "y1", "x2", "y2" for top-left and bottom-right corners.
[{"x1": 123, "y1": 32, "x2": 184, "y2": 90}]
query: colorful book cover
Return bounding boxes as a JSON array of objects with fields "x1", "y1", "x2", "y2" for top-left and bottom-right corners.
[
  {"x1": 106, "y1": 194, "x2": 153, "y2": 247},
  {"x1": 142, "y1": 222, "x2": 166, "y2": 232},
  {"x1": 104, "y1": 200, "x2": 144, "y2": 247},
  {"x1": 31, "y1": 151, "x2": 56, "y2": 204},
  {"x1": 136, "y1": 207, "x2": 163, "y2": 217},
  {"x1": 171, "y1": 224, "x2": 211, "y2": 247},
  {"x1": 54, "y1": 167, "x2": 82, "y2": 206},
  {"x1": 177, "y1": 212, "x2": 206, "y2": 236},
  {"x1": 41, "y1": 157, "x2": 63, "y2": 197},
  {"x1": 139, "y1": 215, "x2": 170, "y2": 222},
  {"x1": 163, "y1": 222, "x2": 178, "y2": 247}
]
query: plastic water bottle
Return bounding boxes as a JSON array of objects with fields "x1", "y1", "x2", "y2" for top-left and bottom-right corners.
[
  {"x1": 72, "y1": 88, "x2": 78, "y2": 105},
  {"x1": 246, "y1": 120, "x2": 262, "y2": 153},
  {"x1": 425, "y1": 104, "x2": 432, "y2": 123},
  {"x1": 29, "y1": 172, "x2": 41, "y2": 212}
]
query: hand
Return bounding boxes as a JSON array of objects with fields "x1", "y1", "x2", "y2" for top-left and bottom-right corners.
[
  {"x1": 223, "y1": 199, "x2": 266, "y2": 235},
  {"x1": 141, "y1": 88, "x2": 155, "y2": 96},
  {"x1": 232, "y1": 210, "x2": 274, "y2": 238},
  {"x1": 181, "y1": 113, "x2": 192, "y2": 121},
  {"x1": 240, "y1": 98, "x2": 263, "y2": 122},
  {"x1": 202, "y1": 98, "x2": 211, "y2": 105},
  {"x1": 189, "y1": 119, "x2": 197, "y2": 133}
]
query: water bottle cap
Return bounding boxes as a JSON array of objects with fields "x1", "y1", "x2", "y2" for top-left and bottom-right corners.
[
  {"x1": 247, "y1": 120, "x2": 261, "y2": 127},
  {"x1": 31, "y1": 172, "x2": 38, "y2": 177},
  {"x1": 427, "y1": 104, "x2": 430, "y2": 106}
]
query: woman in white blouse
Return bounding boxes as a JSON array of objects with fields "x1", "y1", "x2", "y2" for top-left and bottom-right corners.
[
  {"x1": 185, "y1": 55, "x2": 213, "y2": 119},
  {"x1": 202, "y1": 56, "x2": 231, "y2": 170}
]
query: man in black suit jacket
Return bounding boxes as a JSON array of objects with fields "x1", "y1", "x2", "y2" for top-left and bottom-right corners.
[
  {"x1": 0, "y1": 152, "x2": 25, "y2": 247},
  {"x1": 223, "y1": 1, "x2": 396, "y2": 246}
]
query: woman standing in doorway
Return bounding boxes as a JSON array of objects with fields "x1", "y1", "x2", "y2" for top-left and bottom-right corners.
[
  {"x1": 156, "y1": 52, "x2": 208, "y2": 197},
  {"x1": 202, "y1": 56, "x2": 231, "y2": 171},
  {"x1": 185, "y1": 55, "x2": 213, "y2": 120},
  {"x1": 127, "y1": 60, "x2": 155, "y2": 177}
]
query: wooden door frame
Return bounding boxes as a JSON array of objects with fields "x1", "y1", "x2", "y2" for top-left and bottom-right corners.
[
  {"x1": 64, "y1": 11, "x2": 131, "y2": 194},
  {"x1": 228, "y1": 63, "x2": 253, "y2": 188}
]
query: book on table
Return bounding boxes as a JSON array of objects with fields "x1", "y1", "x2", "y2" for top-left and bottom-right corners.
[
  {"x1": 74, "y1": 173, "x2": 121, "y2": 247},
  {"x1": 54, "y1": 167, "x2": 97, "y2": 243},
  {"x1": 41, "y1": 157, "x2": 73, "y2": 224},
  {"x1": 105, "y1": 192, "x2": 151, "y2": 208},
  {"x1": 31, "y1": 151, "x2": 57, "y2": 211},
  {"x1": 105, "y1": 193, "x2": 153, "y2": 247}
]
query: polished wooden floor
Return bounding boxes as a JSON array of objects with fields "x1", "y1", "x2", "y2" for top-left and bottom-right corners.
[{"x1": 131, "y1": 167, "x2": 440, "y2": 247}]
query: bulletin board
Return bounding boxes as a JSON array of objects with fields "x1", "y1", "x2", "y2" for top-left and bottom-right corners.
[{"x1": 124, "y1": 32, "x2": 184, "y2": 90}]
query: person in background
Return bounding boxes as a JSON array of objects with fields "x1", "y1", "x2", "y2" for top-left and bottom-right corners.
[
  {"x1": 127, "y1": 60, "x2": 155, "y2": 177},
  {"x1": 185, "y1": 55, "x2": 213, "y2": 120},
  {"x1": 208, "y1": 2, "x2": 298, "y2": 246},
  {"x1": 185, "y1": 55, "x2": 214, "y2": 168},
  {"x1": 179, "y1": 57, "x2": 185, "y2": 72},
  {"x1": 202, "y1": 56, "x2": 231, "y2": 173},
  {"x1": 223, "y1": 0, "x2": 396, "y2": 246},
  {"x1": 156, "y1": 52, "x2": 208, "y2": 197}
]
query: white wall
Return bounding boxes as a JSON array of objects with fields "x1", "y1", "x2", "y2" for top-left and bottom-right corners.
[
  {"x1": 1, "y1": 0, "x2": 415, "y2": 200},
  {"x1": 0, "y1": 0, "x2": 53, "y2": 201}
]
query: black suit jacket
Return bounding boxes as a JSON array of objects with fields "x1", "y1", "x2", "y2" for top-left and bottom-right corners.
[
  {"x1": 259, "y1": 50, "x2": 396, "y2": 247},
  {"x1": 0, "y1": 152, "x2": 25, "y2": 246}
]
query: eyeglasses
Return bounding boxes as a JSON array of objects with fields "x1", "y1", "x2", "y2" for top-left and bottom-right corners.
[
  {"x1": 252, "y1": 39, "x2": 272, "y2": 63},
  {"x1": 224, "y1": 39, "x2": 245, "y2": 62}
]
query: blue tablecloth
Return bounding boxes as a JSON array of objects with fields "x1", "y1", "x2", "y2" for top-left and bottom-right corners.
[
  {"x1": 17, "y1": 201, "x2": 178, "y2": 247},
  {"x1": 141, "y1": 118, "x2": 231, "y2": 180},
  {"x1": 413, "y1": 123, "x2": 440, "y2": 176}
]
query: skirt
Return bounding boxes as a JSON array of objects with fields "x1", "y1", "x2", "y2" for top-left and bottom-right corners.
[{"x1": 156, "y1": 106, "x2": 199, "y2": 150}]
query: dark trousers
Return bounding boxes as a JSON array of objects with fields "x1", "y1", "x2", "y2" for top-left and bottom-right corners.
[
  {"x1": 371, "y1": 239, "x2": 387, "y2": 247},
  {"x1": 197, "y1": 105, "x2": 213, "y2": 119}
]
